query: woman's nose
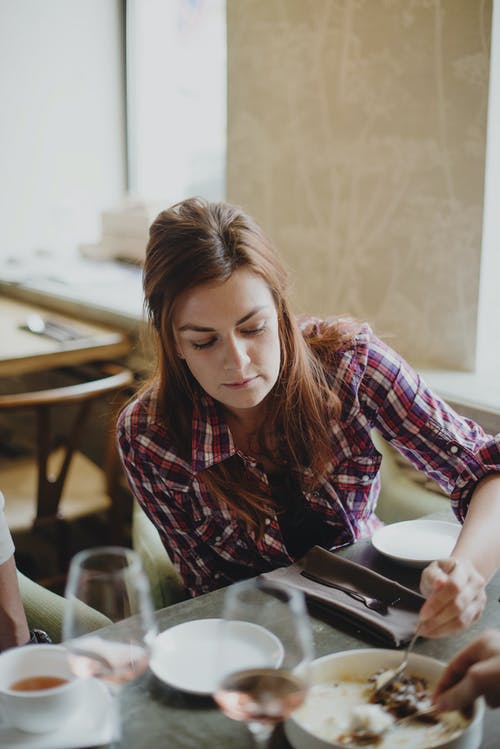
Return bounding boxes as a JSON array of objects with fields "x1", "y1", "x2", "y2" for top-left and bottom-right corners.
[{"x1": 223, "y1": 336, "x2": 250, "y2": 370}]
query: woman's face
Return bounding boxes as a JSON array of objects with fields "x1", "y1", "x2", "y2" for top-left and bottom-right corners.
[{"x1": 173, "y1": 268, "x2": 281, "y2": 424}]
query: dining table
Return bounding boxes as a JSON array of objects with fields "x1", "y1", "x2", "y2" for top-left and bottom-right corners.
[
  {"x1": 110, "y1": 510, "x2": 500, "y2": 749},
  {"x1": 0, "y1": 295, "x2": 130, "y2": 376}
]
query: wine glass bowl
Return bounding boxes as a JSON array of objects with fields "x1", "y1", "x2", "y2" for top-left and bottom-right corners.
[
  {"x1": 214, "y1": 577, "x2": 313, "y2": 747},
  {"x1": 63, "y1": 547, "x2": 157, "y2": 687}
]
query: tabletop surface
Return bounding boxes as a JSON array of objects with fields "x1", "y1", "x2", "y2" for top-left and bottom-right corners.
[
  {"x1": 0, "y1": 255, "x2": 144, "y2": 332},
  {"x1": 116, "y1": 523, "x2": 500, "y2": 749},
  {"x1": 0, "y1": 295, "x2": 130, "y2": 376}
]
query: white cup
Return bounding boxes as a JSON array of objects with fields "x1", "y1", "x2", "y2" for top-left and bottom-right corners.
[{"x1": 0, "y1": 644, "x2": 83, "y2": 733}]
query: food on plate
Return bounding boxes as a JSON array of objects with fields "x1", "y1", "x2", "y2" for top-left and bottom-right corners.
[
  {"x1": 292, "y1": 670, "x2": 469, "y2": 747},
  {"x1": 348, "y1": 703, "x2": 394, "y2": 737},
  {"x1": 371, "y1": 671, "x2": 435, "y2": 718}
]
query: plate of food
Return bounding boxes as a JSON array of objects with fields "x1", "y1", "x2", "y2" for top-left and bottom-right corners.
[
  {"x1": 371, "y1": 520, "x2": 461, "y2": 568},
  {"x1": 285, "y1": 648, "x2": 483, "y2": 749},
  {"x1": 150, "y1": 618, "x2": 283, "y2": 695}
]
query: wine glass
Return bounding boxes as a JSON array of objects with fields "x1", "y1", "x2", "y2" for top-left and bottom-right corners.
[
  {"x1": 62, "y1": 546, "x2": 157, "y2": 741},
  {"x1": 214, "y1": 577, "x2": 313, "y2": 748}
]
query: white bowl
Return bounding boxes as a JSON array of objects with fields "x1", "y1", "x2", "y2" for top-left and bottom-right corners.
[{"x1": 285, "y1": 649, "x2": 484, "y2": 749}]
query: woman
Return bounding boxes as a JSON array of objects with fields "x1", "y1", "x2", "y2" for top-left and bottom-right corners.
[{"x1": 117, "y1": 197, "x2": 500, "y2": 638}]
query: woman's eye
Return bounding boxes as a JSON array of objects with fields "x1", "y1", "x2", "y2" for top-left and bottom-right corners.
[
  {"x1": 191, "y1": 338, "x2": 216, "y2": 350},
  {"x1": 241, "y1": 324, "x2": 266, "y2": 336}
]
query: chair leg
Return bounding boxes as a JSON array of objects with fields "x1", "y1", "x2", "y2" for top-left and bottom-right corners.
[{"x1": 29, "y1": 515, "x2": 71, "y2": 593}]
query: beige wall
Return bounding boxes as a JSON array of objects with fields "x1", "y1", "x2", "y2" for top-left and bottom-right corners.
[{"x1": 226, "y1": 0, "x2": 492, "y2": 370}]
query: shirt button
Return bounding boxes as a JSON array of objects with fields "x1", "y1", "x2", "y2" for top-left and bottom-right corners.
[
  {"x1": 449, "y1": 445, "x2": 459, "y2": 454},
  {"x1": 265, "y1": 518, "x2": 271, "y2": 525},
  {"x1": 362, "y1": 475, "x2": 370, "y2": 483},
  {"x1": 215, "y1": 536, "x2": 221, "y2": 542}
]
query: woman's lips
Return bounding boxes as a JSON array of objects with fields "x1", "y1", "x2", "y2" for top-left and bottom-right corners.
[{"x1": 223, "y1": 376, "x2": 258, "y2": 389}]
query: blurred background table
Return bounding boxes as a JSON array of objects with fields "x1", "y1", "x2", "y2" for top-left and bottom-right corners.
[
  {"x1": 0, "y1": 295, "x2": 130, "y2": 376},
  {"x1": 116, "y1": 527, "x2": 500, "y2": 749},
  {"x1": 0, "y1": 294, "x2": 133, "y2": 587}
]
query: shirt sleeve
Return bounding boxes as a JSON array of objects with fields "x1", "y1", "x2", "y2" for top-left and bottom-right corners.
[
  {"x1": 0, "y1": 492, "x2": 15, "y2": 566},
  {"x1": 351, "y1": 328, "x2": 500, "y2": 522}
]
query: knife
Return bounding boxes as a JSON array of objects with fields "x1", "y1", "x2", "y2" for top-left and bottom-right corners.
[{"x1": 300, "y1": 570, "x2": 389, "y2": 615}]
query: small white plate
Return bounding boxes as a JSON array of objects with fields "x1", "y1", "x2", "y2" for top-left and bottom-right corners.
[
  {"x1": 150, "y1": 618, "x2": 284, "y2": 695},
  {"x1": 0, "y1": 678, "x2": 116, "y2": 749},
  {"x1": 371, "y1": 519, "x2": 461, "y2": 568}
]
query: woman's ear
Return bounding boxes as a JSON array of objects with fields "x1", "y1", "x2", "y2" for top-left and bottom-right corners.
[{"x1": 173, "y1": 334, "x2": 185, "y2": 359}]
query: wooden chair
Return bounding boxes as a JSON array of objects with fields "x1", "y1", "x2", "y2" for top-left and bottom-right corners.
[{"x1": 0, "y1": 363, "x2": 134, "y2": 589}]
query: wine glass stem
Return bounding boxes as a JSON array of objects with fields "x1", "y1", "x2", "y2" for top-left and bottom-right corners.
[
  {"x1": 248, "y1": 721, "x2": 274, "y2": 748},
  {"x1": 107, "y1": 683, "x2": 123, "y2": 748}
]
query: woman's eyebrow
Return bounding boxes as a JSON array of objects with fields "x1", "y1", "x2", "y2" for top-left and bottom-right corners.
[{"x1": 177, "y1": 305, "x2": 270, "y2": 333}]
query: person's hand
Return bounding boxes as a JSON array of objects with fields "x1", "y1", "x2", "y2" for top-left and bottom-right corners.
[
  {"x1": 433, "y1": 630, "x2": 500, "y2": 712},
  {"x1": 418, "y1": 558, "x2": 486, "y2": 637}
]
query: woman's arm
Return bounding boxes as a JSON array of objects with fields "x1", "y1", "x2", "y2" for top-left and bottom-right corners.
[
  {"x1": 0, "y1": 554, "x2": 29, "y2": 650},
  {"x1": 351, "y1": 332, "x2": 500, "y2": 637},
  {"x1": 452, "y1": 473, "x2": 500, "y2": 580},
  {"x1": 419, "y1": 473, "x2": 500, "y2": 637}
]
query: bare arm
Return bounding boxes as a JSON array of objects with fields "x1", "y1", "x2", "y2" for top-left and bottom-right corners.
[
  {"x1": 451, "y1": 474, "x2": 500, "y2": 579},
  {"x1": 419, "y1": 474, "x2": 500, "y2": 637},
  {"x1": 0, "y1": 554, "x2": 29, "y2": 650}
]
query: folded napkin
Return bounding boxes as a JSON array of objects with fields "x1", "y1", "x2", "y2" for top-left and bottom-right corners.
[{"x1": 263, "y1": 546, "x2": 424, "y2": 647}]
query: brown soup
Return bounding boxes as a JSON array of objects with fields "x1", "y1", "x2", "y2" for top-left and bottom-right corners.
[{"x1": 9, "y1": 675, "x2": 68, "y2": 691}]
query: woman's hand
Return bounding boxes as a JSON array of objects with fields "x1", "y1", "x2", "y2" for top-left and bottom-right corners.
[
  {"x1": 418, "y1": 558, "x2": 486, "y2": 637},
  {"x1": 433, "y1": 630, "x2": 500, "y2": 712}
]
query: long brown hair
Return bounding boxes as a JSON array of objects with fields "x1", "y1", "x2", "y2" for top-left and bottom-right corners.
[{"x1": 142, "y1": 197, "x2": 356, "y2": 538}]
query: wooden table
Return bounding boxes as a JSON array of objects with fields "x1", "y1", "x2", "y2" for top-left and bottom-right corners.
[
  {"x1": 114, "y1": 529, "x2": 500, "y2": 749},
  {"x1": 0, "y1": 296, "x2": 130, "y2": 376}
]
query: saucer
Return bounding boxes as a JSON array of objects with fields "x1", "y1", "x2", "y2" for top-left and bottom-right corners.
[
  {"x1": 150, "y1": 617, "x2": 284, "y2": 695},
  {"x1": 371, "y1": 519, "x2": 461, "y2": 568},
  {"x1": 0, "y1": 677, "x2": 117, "y2": 749}
]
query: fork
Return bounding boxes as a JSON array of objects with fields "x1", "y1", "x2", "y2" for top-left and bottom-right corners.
[
  {"x1": 24, "y1": 314, "x2": 79, "y2": 342},
  {"x1": 374, "y1": 624, "x2": 421, "y2": 696},
  {"x1": 300, "y1": 570, "x2": 389, "y2": 614}
]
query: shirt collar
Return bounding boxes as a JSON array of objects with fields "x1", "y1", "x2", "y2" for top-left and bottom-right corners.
[{"x1": 190, "y1": 388, "x2": 237, "y2": 473}]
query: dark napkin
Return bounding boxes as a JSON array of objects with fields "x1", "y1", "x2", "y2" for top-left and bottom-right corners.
[{"x1": 263, "y1": 545, "x2": 424, "y2": 647}]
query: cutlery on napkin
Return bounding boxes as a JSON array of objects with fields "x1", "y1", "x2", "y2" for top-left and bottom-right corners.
[{"x1": 263, "y1": 546, "x2": 424, "y2": 646}]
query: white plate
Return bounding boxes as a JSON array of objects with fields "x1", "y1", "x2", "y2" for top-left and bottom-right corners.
[
  {"x1": 0, "y1": 678, "x2": 116, "y2": 749},
  {"x1": 371, "y1": 519, "x2": 461, "y2": 568},
  {"x1": 150, "y1": 618, "x2": 284, "y2": 695}
]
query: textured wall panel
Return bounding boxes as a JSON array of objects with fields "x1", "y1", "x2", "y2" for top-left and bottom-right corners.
[{"x1": 227, "y1": 0, "x2": 492, "y2": 369}]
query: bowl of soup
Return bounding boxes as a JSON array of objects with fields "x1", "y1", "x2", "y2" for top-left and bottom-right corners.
[{"x1": 285, "y1": 649, "x2": 484, "y2": 749}]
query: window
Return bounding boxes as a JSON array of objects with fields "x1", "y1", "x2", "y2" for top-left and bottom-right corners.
[{"x1": 126, "y1": 0, "x2": 226, "y2": 204}]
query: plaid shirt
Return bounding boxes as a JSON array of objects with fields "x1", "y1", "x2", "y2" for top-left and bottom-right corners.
[{"x1": 117, "y1": 324, "x2": 500, "y2": 597}]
